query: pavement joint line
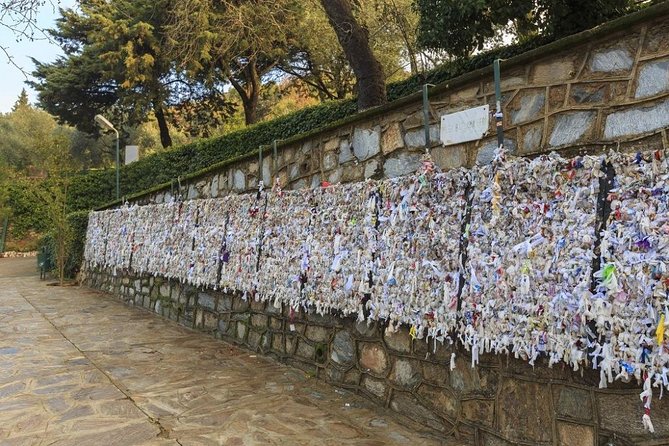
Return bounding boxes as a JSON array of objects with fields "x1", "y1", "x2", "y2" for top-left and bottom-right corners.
[{"x1": 17, "y1": 289, "x2": 174, "y2": 442}]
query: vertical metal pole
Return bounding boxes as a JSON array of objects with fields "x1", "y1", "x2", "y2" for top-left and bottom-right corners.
[
  {"x1": 0, "y1": 216, "x2": 8, "y2": 253},
  {"x1": 494, "y1": 59, "x2": 504, "y2": 149},
  {"x1": 272, "y1": 140, "x2": 278, "y2": 183},
  {"x1": 258, "y1": 145, "x2": 263, "y2": 186},
  {"x1": 422, "y1": 84, "x2": 432, "y2": 153},
  {"x1": 115, "y1": 130, "x2": 120, "y2": 200}
]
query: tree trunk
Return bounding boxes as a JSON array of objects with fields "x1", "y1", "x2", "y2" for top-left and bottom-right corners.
[
  {"x1": 228, "y1": 59, "x2": 261, "y2": 126},
  {"x1": 319, "y1": 0, "x2": 387, "y2": 110},
  {"x1": 153, "y1": 101, "x2": 173, "y2": 148}
]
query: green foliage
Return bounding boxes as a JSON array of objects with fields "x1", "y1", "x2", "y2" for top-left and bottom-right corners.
[
  {"x1": 38, "y1": 210, "x2": 89, "y2": 279},
  {"x1": 414, "y1": 0, "x2": 632, "y2": 56},
  {"x1": 5, "y1": 180, "x2": 50, "y2": 239}
]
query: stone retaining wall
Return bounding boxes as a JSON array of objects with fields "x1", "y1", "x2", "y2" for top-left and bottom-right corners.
[
  {"x1": 109, "y1": 6, "x2": 669, "y2": 208},
  {"x1": 85, "y1": 269, "x2": 669, "y2": 446}
]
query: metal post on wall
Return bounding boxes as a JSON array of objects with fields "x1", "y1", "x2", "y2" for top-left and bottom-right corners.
[
  {"x1": 422, "y1": 84, "x2": 435, "y2": 153},
  {"x1": 494, "y1": 59, "x2": 504, "y2": 149},
  {"x1": 272, "y1": 140, "x2": 279, "y2": 183}
]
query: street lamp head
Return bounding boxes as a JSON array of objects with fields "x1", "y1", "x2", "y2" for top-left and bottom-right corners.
[{"x1": 94, "y1": 114, "x2": 116, "y2": 132}]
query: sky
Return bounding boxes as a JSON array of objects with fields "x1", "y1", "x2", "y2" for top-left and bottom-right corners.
[{"x1": 0, "y1": 0, "x2": 77, "y2": 113}]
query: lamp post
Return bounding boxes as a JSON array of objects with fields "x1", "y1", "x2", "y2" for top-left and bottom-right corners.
[{"x1": 94, "y1": 114, "x2": 120, "y2": 200}]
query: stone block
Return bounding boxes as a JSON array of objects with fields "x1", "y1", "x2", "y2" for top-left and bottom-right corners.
[
  {"x1": 344, "y1": 369, "x2": 360, "y2": 385},
  {"x1": 331, "y1": 331, "x2": 355, "y2": 365},
  {"x1": 570, "y1": 83, "x2": 608, "y2": 105},
  {"x1": 338, "y1": 139, "x2": 354, "y2": 164},
  {"x1": 383, "y1": 328, "x2": 411, "y2": 353},
  {"x1": 187, "y1": 184, "x2": 198, "y2": 200},
  {"x1": 248, "y1": 330, "x2": 262, "y2": 349},
  {"x1": 250, "y1": 299, "x2": 265, "y2": 311},
  {"x1": 521, "y1": 123, "x2": 544, "y2": 153},
  {"x1": 272, "y1": 333, "x2": 284, "y2": 352},
  {"x1": 209, "y1": 175, "x2": 219, "y2": 198},
  {"x1": 635, "y1": 57, "x2": 669, "y2": 99},
  {"x1": 597, "y1": 390, "x2": 669, "y2": 436},
  {"x1": 383, "y1": 153, "x2": 422, "y2": 179},
  {"x1": 532, "y1": 58, "x2": 576, "y2": 83},
  {"x1": 251, "y1": 314, "x2": 267, "y2": 327},
  {"x1": 553, "y1": 386, "x2": 593, "y2": 421},
  {"x1": 450, "y1": 85, "x2": 480, "y2": 102},
  {"x1": 422, "y1": 362, "x2": 449, "y2": 387},
  {"x1": 355, "y1": 320, "x2": 377, "y2": 338},
  {"x1": 236, "y1": 321, "x2": 247, "y2": 341},
  {"x1": 390, "y1": 391, "x2": 449, "y2": 432},
  {"x1": 297, "y1": 339, "x2": 315, "y2": 359},
  {"x1": 449, "y1": 355, "x2": 481, "y2": 393},
  {"x1": 403, "y1": 126, "x2": 439, "y2": 149},
  {"x1": 326, "y1": 167, "x2": 341, "y2": 184},
  {"x1": 232, "y1": 169, "x2": 246, "y2": 191},
  {"x1": 305, "y1": 325, "x2": 330, "y2": 343},
  {"x1": 549, "y1": 85, "x2": 567, "y2": 111},
  {"x1": 557, "y1": 422, "x2": 595, "y2": 446},
  {"x1": 509, "y1": 89, "x2": 546, "y2": 125},
  {"x1": 480, "y1": 432, "x2": 515, "y2": 446},
  {"x1": 359, "y1": 343, "x2": 388, "y2": 376},
  {"x1": 381, "y1": 122, "x2": 404, "y2": 154},
  {"x1": 590, "y1": 47, "x2": 634, "y2": 73},
  {"x1": 203, "y1": 311, "x2": 218, "y2": 331},
  {"x1": 604, "y1": 98, "x2": 669, "y2": 139},
  {"x1": 362, "y1": 376, "x2": 386, "y2": 400},
  {"x1": 461, "y1": 399, "x2": 494, "y2": 426},
  {"x1": 352, "y1": 126, "x2": 381, "y2": 161},
  {"x1": 219, "y1": 295, "x2": 233, "y2": 311},
  {"x1": 390, "y1": 359, "x2": 421, "y2": 388},
  {"x1": 497, "y1": 378, "x2": 552, "y2": 443},
  {"x1": 476, "y1": 138, "x2": 517, "y2": 165},
  {"x1": 549, "y1": 111, "x2": 596, "y2": 147},
  {"x1": 643, "y1": 20, "x2": 669, "y2": 56},
  {"x1": 197, "y1": 292, "x2": 216, "y2": 311},
  {"x1": 323, "y1": 137, "x2": 339, "y2": 152},
  {"x1": 262, "y1": 157, "x2": 271, "y2": 185},
  {"x1": 159, "y1": 283, "x2": 170, "y2": 299},
  {"x1": 323, "y1": 152, "x2": 338, "y2": 170},
  {"x1": 363, "y1": 159, "x2": 380, "y2": 179},
  {"x1": 417, "y1": 383, "x2": 458, "y2": 420},
  {"x1": 340, "y1": 164, "x2": 364, "y2": 183},
  {"x1": 325, "y1": 366, "x2": 343, "y2": 384},
  {"x1": 431, "y1": 145, "x2": 468, "y2": 170},
  {"x1": 269, "y1": 317, "x2": 282, "y2": 330}
]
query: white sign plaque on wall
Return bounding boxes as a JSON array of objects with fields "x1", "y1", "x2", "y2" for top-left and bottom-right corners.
[
  {"x1": 440, "y1": 105, "x2": 490, "y2": 146},
  {"x1": 125, "y1": 145, "x2": 139, "y2": 165}
]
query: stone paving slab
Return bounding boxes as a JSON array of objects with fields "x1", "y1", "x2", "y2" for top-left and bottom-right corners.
[{"x1": 0, "y1": 258, "x2": 460, "y2": 445}]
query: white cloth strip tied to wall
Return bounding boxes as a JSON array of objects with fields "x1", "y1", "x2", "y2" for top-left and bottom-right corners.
[
  {"x1": 82, "y1": 163, "x2": 468, "y2": 331},
  {"x1": 460, "y1": 151, "x2": 601, "y2": 370},
  {"x1": 597, "y1": 151, "x2": 669, "y2": 408},
  {"x1": 374, "y1": 166, "x2": 469, "y2": 340}
]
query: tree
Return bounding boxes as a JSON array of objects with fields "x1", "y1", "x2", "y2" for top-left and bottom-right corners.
[
  {"x1": 319, "y1": 0, "x2": 387, "y2": 109},
  {"x1": 415, "y1": 0, "x2": 633, "y2": 56},
  {"x1": 166, "y1": 0, "x2": 300, "y2": 125},
  {"x1": 11, "y1": 88, "x2": 29, "y2": 111},
  {"x1": 279, "y1": 0, "x2": 424, "y2": 103},
  {"x1": 31, "y1": 1, "x2": 231, "y2": 148}
]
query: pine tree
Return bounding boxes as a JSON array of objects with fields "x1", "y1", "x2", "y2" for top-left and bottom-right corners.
[{"x1": 11, "y1": 89, "x2": 30, "y2": 112}]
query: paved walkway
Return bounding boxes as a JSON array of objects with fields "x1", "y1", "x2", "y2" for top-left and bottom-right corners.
[{"x1": 0, "y1": 258, "x2": 450, "y2": 445}]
